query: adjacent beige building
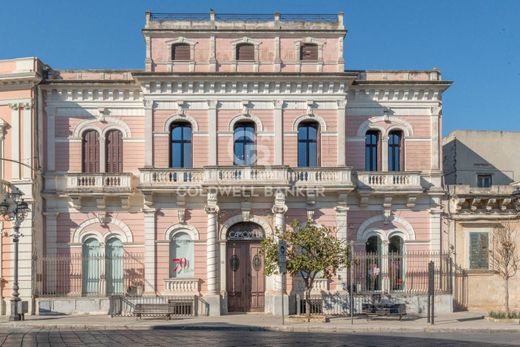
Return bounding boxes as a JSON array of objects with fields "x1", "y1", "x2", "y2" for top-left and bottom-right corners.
[{"x1": 444, "y1": 130, "x2": 520, "y2": 312}]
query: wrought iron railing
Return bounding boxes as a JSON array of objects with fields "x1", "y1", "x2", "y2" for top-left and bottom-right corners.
[
  {"x1": 35, "y1": 252, "x2": 144, "y2": 297},
  {"x1": 149, "y1": 13, "x2": 339, "y2": 23},
  {"x1": 150, "y1": 13, "x2": 210, "y2": 21},
  {"x1": 279, "y1": 14, "x2": 339, "y2": 22},
  {"x1": 109, "y1": 295, "x2": 199, "y2": 317}
]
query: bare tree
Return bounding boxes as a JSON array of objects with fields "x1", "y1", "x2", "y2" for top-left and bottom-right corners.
[{"x1": 490, "y1": 222, "x2": 520, "y2": 317}]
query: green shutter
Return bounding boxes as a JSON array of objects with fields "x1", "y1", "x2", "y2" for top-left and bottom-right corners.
[{"x1": 469, "y1": 232, "x2": 489, "y2": 269}]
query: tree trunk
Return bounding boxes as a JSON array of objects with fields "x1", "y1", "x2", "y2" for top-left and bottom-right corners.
[
  {"x1": 505, "y1": 277, "x2": 510, "y2": 317},
  {"x1": 305, "y1": 288, "x2": 312, "y2": 322}
]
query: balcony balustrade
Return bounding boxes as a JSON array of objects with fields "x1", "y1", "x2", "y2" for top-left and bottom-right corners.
[
  {"x1": 64, "y1": 173, "x2": 133, "y2": 193},
  {"x1": 164, "y1": 278, "x2": 200, "y2": 294},
  {"x1": 139, "y1": 166, "x2": 353, "y2": 190},
  {"x1": 356, "y1": 172, "x2": 422, "y2": 192}
]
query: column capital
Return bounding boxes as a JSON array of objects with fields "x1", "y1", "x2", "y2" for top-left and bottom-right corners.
[
  {"x1": 272, "y1": 190, "x2": 288, "y2": 215},
  {"x1": 205, "y1": 191, "x2": 219, "y2": 214}
]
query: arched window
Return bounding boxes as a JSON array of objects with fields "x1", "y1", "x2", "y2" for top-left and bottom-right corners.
[
  {"x1": 388, "y1": 235, "x2": 404, "y2": 290},
  {"x1": 105, "y1": 130, "x2": 123, "y2": 173},
  {"x1": 82, "y1": 237, "x2": 101, "y2": 296},
  {"x1": 172, "y1": 43, "x2": 191, "y2": 61},
  {"x1": 170, "y1": 232, "x2": 194, "y2": 278},
  {"x1": 233, "y1": 122, "x2": 256, "y2": 166},
  {"x1": 366, "y1": 235, "x2": 381, "y2": 291},
  {"x1": 388, "y1": 130, "x2": 403, "y2": 172},
  {"x1": 170, "y1": 122, "x2": 192, "y2": 168},
  {"x1": 300, "y1": 43, "x2": 318, "y2": 61},
  {"x1": 365, "y1": 130, "x2": 380, "y2": 171},
  {"x1": 82, "y1": 130, "x2": 100, "y2": 173},
  {"x1": 106, "y1": 237, "x2": 124, "y2": 295},
  {"x1": 298, "y1": 122, "x2": 319, "y2": 167},
  {"x1": 236, "y1": 43, "x2": 255, "y2": 61}
]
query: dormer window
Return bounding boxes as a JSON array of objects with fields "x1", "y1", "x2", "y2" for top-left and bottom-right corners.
[
  {"x1": 236, "y1": 43, "x2": 255, "y2": 61},
  {"x1": 172, "y1": 43, "x2": 191, "y2": 61},
  {"x1": 300, "y1": 43, "x2": 318, "y2": 61}
]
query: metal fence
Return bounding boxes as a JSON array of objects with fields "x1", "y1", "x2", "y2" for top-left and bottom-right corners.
[
  {"x1": 35, "y1": 253, "x2": 144, "y2": 297},
  {"x1": 349, "y1": 251, "x2": 452, "y2": 294}
]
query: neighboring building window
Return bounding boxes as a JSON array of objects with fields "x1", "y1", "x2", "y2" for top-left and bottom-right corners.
[
  {"x1": 82, "y1": 130, "x2": 100, "y2": 173},
  {"x1": 300, "y1": 43, "x2": 318, "y2": 61},
  {"x1": 469, "y1": 232, "x2": 489, "y2": 269},
  {"x1": 388, "y1": 130, "x2": 403, "y2": 172},
  {"x1": 477, "y1": 174, "x2": 492, "y2": 188},
  {"x1": 365, "y1": 130, "x2": 380, "y2": 171},
  {"x1": 298, "y1": 122, "x2": 319, "y2": 167},
  {"x1": 236, "y1": 43, "x2": 255, "y2": 61},
  {"x1": 172, "y1": 43, "x2": 191, "y2": 61},
  {"x1": 105, "y1": 237, "x2": 124, "y2": 295},
  {"x1": 170, "y1": 232, "x2": 194, "y2": 278},
  {"x1": 170, "y1": 122, "x2": 192, "y2": 168},
  {"x1": 233, "y1": 122, "x2": 256, "y2": 166},
  {"x1": 105, "y1": 130, "x2": 123, "y2": 173},
  {"x1": 82, "y1": 237, "x2": 101, "y2": 296}
]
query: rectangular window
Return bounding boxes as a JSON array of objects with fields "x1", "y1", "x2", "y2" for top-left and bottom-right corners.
[
  {"x1": 469, "y1": 232, "x2": 489, "y2": 269},
  {"x1": 477, "y1": 174, "x2": 492, "y2": 187}
]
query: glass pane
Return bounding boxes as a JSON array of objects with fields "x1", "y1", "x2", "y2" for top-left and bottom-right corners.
[
  {"x1": 308, "y1": 125, "x2": 318, "y2": 140},
  {"x1": 308, "y1": 143, "x2": 317, "y2": 167},
  {"x1": 298, "y1": 142, "x2": 307, "y2": 167},
  {"x1": 184, "y1": 143, "x2": 192, "y2": 168},
  {"x1": 245, "y1": 143, "x2": 255, "y2": 165},
  {"x1": 183, "y1": 125, "x2": 192, "y2": 140},
  {"x1": 172, "y1": 126, "x2": 183, "y2": 140},
  {"x1": 172, "y1": 143, "x2": 182, "y2": 168},
  {"x1": 170, "y1": 233, "x2": 194, "y2": 278},
  {"x1": 298, "y1": 126, "x2": 307, "y2": 140}
]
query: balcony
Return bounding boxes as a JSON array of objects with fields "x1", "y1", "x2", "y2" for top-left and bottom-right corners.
[
  {"x1": 139, "y1": 166, "x2": 353, "y2": 191},
  {"x1": 64, "y1": 173, "x2": 133, "y2": 194},
  {"x1": 163, "y1": 278, "x2": 201, "y2": 295},
  {"x1": 356, "y1": 172, "x2": 422, "y2": 193}
]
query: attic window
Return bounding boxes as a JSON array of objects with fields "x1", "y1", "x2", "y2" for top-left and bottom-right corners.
[
  {"x1": 300, "y1": 43, "x2": 318, "y2": 61},
  {"x1": 236, "y1": 43, "x2": 255, "y2": 61},
  {"x1": 172, "y1": 43, "x2": 191, "y2": 61}
]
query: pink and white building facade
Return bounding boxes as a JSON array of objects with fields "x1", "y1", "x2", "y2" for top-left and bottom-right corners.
[{"x1": 0, "y1": 12, "x2": 452, "y2": 316}]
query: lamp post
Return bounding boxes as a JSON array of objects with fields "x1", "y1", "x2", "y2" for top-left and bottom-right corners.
[{"x1": 0, "y1": 191, "x2": 30, "y2": 321}]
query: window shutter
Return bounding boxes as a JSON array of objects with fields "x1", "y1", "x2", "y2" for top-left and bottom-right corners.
[
  {"x1": 82, "y1": 130, "x2": 100, "y2": 173},
  {"x1": 469, "y1": 232, "x2": 489, "y2": 269},
  {"x1": 300, "y1": 44, "x2": 318, "y2": 61},
  {"x1": 106, "y1": 130, "x2": 123, "y2": 173},
  {"x1": 237, "y1": 44, "x2": 255, "y2": 61},
  {"x1": 172, "y1": 43, "x2": 191, "y2": 61}
]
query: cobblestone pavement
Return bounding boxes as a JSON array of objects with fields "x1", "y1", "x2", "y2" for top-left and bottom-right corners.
[{"x1": 0, "y1": 328, "x2": 518, "y2": 347}]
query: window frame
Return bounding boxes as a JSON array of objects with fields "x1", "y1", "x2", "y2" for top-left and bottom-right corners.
[
  {"x1": 236, "y1": 43, "x2": 255, "y2": 62},
  {"x1": 169, "y1": 232, "x2": 195, "y2": 279},
  {"x1": 477, "y1": 174, "x2": 492, "y2": 188},
  {"x1": 388, "y1": 130, "x2": 404, "y2": 172},
  {"x1": 467, "y1": 230, "x2": 490, "y2": 270},
  {"x1": 300, "y1": 43, "x2": 319, "y2": 61},
  {"x1": 297, "y1": 121, "x2": 320, "y2": 167},
  {"x1": 171, "y1": 43, "x2": 191, "y2": 61},
  {"x1": 82, "y1": 129, "x2": 100, "y2": 174},
  {"x1": 233, "y1": 121, "x2": 256, "y2": 166},
  {"x1": 169, "y1": 122, "x2": 193, "y2": 169},
  {"x1": 365, "y1": 130, "x2": 380, "y2": 172},
  {"x1": 105, "y1": 129, "x2": 123, "y2": 173}
]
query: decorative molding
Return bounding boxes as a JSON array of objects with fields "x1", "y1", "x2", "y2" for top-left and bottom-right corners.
[
  {"x1": 163, "y1": 113, "x2": 200, "y2": 132},
  {"x1": 292, "y1": 113, "x2": 327, "y2": 132},
  {"x1": 72, "y1": 117, "x2": 132, "y2": 139},
  {"x1": 164, "y1": 224, "x2": 200, "y2": 241},
  {"x1": 228, "y1": 113, "x2": 264, "y2": 132},
  {"x1": 46, "y1": 87, "x2": 141, "y2": 103},
  {"x1": 72, "y1": 217, "x2": 133, "y2": 244},
  {"x1": 356, "y1": 116, "x2": 413, "y2": 137},
  {"x1": 348, "y1": 88, "x2": 442, "y2": 102},
  {"x1": 220, "y1": 214, "x2": 273, "y2": 240},
  {"x1": 356, "y1": 214, "x2": 416, "y2": 241}
]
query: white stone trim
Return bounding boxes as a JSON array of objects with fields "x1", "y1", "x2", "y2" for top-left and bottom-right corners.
[
  {"x1": 164, "y1": 224, "x2": 200, "y2": 241},
  {"x1": 229, "y1": 113, "x2": 263, "y2": 132},
  {"x1": 164, "y1": 114, "x2": 199, "y2": 132},
  {"x1": 167, "y1": 37, "x2": 197, "y2": 72},
  {"x1": 231, "y1": 37, "x2": 261, "y2": 71},
  {"x1": 72, "y1": 118, "x2": 131, "y2": 139},
  {"x1": 72, "y1": 217, "x2": 133, "y2": 243},
  {"x1": 10, "y1": 104, "x2": 20, "y2": 179},
  {"x1": 356, "y1": 215, "x2": 416, "y2": 241},
  {"x1": 292, "y1": 113, "x2": 327, "y2": 132},
  {"x1": 219, "y1": 215, "x2": 273, "y2": 240},
  {"x1": 356, "y1": 116, "x2": 413, "y2": 137}
]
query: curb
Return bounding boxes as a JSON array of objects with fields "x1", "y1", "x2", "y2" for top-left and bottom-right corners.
[{"x1": 1, "y1": 322, "x2": 519, "y2": 334}]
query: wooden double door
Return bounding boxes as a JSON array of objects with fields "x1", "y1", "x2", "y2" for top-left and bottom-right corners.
[{"x1": 226, "y1": 242, "x2": 265, "y2": 312}]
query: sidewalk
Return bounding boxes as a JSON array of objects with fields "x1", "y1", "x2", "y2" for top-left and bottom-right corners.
[{"x1": 0, "y1": 311, "x2": 518, "y2": 333}]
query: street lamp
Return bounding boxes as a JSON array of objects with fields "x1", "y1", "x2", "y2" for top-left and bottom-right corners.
[{"x1": 0, "y1": 191, "x2": 30, "y2": 321}]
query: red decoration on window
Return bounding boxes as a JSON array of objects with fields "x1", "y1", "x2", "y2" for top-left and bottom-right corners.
[{"x1": 172, "y1": 257, "x2": 189, "y2": 273}]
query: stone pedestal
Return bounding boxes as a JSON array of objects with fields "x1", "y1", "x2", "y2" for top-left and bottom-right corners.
[
  {"x1": 265, "y1": 292, "x2": 290, "y2": 316},
  {"x1": 204, "y1": 294, "x2": 222, "y2": 316}
]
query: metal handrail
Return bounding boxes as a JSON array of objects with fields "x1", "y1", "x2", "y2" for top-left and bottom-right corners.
[{"x1": 149, "y1": 12, "x2": 339, "y2": 23}]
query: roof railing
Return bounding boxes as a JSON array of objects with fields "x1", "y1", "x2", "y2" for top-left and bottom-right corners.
[{"x1": 148, "y1": 12, "x2": 340, "y2": 23}]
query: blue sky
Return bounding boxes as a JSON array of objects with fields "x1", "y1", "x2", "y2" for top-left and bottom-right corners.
[{"x1": 1, "y1": 0, "x2": 519, "y2": 136}]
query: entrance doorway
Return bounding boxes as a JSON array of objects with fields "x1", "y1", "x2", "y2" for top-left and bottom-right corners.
[{"x1": 225, "y1": 222, "x2": 265, "y2": 312}]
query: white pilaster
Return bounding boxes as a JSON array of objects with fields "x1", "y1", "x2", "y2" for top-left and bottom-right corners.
[
  {"x1": 430, "y1": 199, "x2": 442, "y2": 252},
  {"x1": 0, "y1": 119, "x2": 5, "y2": 179},
  {"x1": 205, "y1": 192, "x2": 219, "y2": 294},
  {"x1": 143, "y1": 209, "x2": 156, "y2": 293},
  {"x1": 272, "y1": 191, "x2": 287, "y2": 293},
  {"x1": 22, "y1": 103, "x2": 32, "y2": 179},
  {"x1": 381, "y1": 137, "x2": 388, "y2": 172},
  {"x1": 431, "y1": 104, "x2": 442, "y2": 170},
  {"x1": 335, "y1": 204, "x2": 348, "y2": 290},
  {"x1": 336, "y1": 100, "x2": 346, "y2": 166},
  {"x1": 10, "y1": 103, "x2": 20, "y2": 179},
  {"x1": 46, "y1": 106, "x2": 56, "y2": 171},
  {"x1": 144, "y1": 100, "x2": 154, "y2": 167},
  {"x1": 274, "y1": 100, "x2": 284, "y2": 165},
  {"x1": 208, "y1": 101, "x2": 218, "y2": 166},
  {"x1": 44, "y1": 212, "x2": 58, "y2": 293},
  {"x1": 209, "y1": 34, "x2": 217, "y2": 72}
]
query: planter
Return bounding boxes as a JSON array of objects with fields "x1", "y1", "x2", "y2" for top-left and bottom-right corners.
[{"x1": 485, "y1": 316, "x2": 520, "y2": 324}]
